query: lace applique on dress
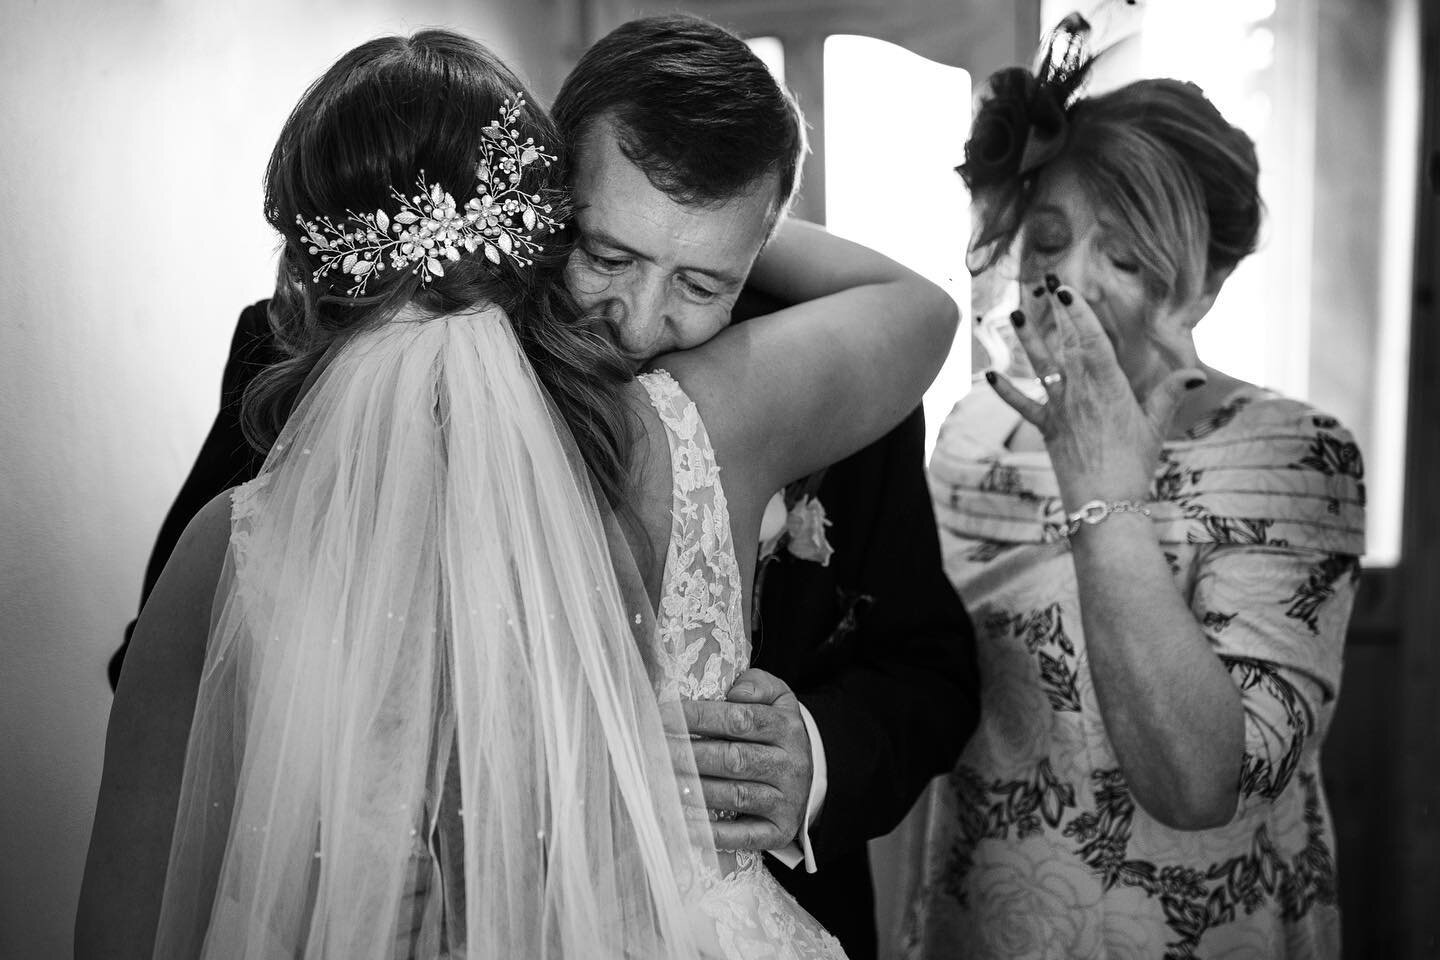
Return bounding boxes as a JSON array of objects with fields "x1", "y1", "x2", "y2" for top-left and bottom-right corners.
[
  {"x1": 228, "y1": 475, "x2": 270, "y2": 570},
  {"x1": 639, "y1": 370, "x2": 749, "y2": 705},
  {"x1": 639, "y1": 370, "x2": 847, "y2": 960}
]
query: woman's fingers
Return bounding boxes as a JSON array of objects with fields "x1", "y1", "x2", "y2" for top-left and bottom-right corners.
[
  {"x1": 985, "y1": 369, "x2": 1047, "y2": 427},
  {"x1": 1022, "y1": 283, "x2": 1064, "y2": 358},
  {"x1": 1008, "y1": 305, "x2": 1061, "y2": 383},
  {"x1": 1044, "y1": 275, "x2": 1117, "y2": 369},
  {"x1": 1004, "y1": 302, "x2": 1065, "y2": 427}
]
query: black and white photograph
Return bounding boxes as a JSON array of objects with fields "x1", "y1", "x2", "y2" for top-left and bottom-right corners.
[{"x1": 1, "y1": 0, "x2": 1435, "y2": 956}]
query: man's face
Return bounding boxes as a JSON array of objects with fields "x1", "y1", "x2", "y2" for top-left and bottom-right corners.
[{"x1": 564, "y1": 117, "x2": 778, "y2": 371}]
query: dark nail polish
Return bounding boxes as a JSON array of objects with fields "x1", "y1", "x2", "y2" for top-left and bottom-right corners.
[
  {"x1": 1032, "y1": 285, "x2": 1046, "y2": 298},
  {"x1": 1044, "y1": 273, "x2": 1060, "y2": 292},
  {"x1": 1009, "y1": 309, "x2": 1026, "y2": 328},
  {"x1": 1186, "y1": 377, "x2": 1206, "y2": 390},
  {"x1": 1056, "y1": 289, "x2": 1073, "y2": 306},
  {"x1": 985, "y1": 370, "x2": 998, "y2": 386}
]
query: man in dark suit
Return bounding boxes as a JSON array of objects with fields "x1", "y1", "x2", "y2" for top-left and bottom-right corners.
[{"x1": 113, "y1": 16, "x2": 978, "y2": 959}]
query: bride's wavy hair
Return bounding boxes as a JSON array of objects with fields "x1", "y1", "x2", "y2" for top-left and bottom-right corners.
[{"x1": 245, "y1": 30, "x2": 634, "y2": 507}]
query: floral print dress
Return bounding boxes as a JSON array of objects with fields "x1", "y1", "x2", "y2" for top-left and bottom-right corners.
[{"x1": 902, "y1": 385, "x2": 1364, "y2": 960}]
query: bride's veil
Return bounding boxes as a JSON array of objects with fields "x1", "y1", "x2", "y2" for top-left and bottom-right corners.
[{"x1": 150, "y1": 307, "x2": 720, "y2": 958}]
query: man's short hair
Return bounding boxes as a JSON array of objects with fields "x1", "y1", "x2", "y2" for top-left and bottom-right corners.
[{"x1": 553, "y1": 14, "x2": 807, "y2": 217}]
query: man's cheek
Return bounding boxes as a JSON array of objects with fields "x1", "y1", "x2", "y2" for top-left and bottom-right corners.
[{"x1": 679, "y1": 314, "x2": 731, "y2": 350}]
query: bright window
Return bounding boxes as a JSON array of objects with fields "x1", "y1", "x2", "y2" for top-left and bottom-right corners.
[
  {"x1": 744, "y1": 35, "x2": 785, "y2": 81},
  {"x1": 822, "y1": 34, "x2": 972, "y2": 459}
]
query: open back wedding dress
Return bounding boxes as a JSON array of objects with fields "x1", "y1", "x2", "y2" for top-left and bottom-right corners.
[{"x1": 147, "y1": 310, "x2": 845, "y2": 959}]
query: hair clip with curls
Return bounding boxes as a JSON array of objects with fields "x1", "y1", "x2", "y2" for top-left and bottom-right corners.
[{"x1": 296, "y1": 96, "x2": 563, "y2": 297}]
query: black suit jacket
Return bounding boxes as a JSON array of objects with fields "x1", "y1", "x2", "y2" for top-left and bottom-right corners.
[
  {"x1": 112, "y1": 299, "x2": 980, "y2": 960},
  {"x1": 754, "y1": 406, "x2": 979, "y2": 958}
]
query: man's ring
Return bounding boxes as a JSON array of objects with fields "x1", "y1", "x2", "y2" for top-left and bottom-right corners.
[{"x1": 1041, "y1": 371, "x2": 1065, "y2": 388}]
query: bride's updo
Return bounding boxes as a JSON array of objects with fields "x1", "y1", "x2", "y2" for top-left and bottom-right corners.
[{"x1": 246, "y1": 30, "x2": 633, "y2": 506}]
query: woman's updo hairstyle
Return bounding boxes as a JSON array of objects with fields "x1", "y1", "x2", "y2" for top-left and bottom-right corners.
[
  {"x1": 960, "y1": 14, "x2": 1263, "y2": 306},
  {"x1": 245, "y1": 30, "x2": 633, "y2": 506}
]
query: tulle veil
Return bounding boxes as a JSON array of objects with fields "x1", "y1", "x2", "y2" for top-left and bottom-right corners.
[{"x1": 150, "y1": 306, "x2": 722, "y2": 958}]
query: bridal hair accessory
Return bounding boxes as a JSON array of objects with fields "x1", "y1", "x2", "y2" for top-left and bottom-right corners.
[{"x1": 296, "y1": 95, "x2": 563, "y2": 296}]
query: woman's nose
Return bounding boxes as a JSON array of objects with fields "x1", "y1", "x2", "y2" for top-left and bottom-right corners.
[{"x1": 1053, "y1": 247, "x2": 1105, "y2": 304}]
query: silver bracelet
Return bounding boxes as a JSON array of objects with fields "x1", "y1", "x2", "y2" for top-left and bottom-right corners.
[{"x1": 1064, "y1": 498, "x2": 1152, "y2": 537}]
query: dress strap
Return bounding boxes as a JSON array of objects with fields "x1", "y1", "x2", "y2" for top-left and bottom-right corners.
[{"x1": 636, "y1": 369, "x2": 748, "y2": 702}]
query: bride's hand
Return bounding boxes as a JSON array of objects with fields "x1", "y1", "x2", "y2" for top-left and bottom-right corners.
[{"x1": 986, "y1": 275, "x2": 1204, "y2": 510}]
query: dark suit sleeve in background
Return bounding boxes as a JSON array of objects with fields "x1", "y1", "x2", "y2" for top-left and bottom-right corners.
[{"x1": 108, "y1": 299, "x2": 277, "y2": 689}]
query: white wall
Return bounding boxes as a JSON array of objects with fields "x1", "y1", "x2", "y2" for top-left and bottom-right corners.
[{"x1": 0, "y1": 2, "x2": 562, "y2": 953}]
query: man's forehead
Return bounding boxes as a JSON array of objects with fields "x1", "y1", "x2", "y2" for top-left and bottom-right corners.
[{"x1": 572, "y1": 122, "x2": 774, "y2": 281}]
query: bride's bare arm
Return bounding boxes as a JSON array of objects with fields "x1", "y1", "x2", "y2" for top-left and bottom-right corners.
[
  {"x1": 75, "y1": 493, "x2": 231, "y2": 959},
  {"x1": 660, "y1": 218, "x2": 958, "y2": 497}
]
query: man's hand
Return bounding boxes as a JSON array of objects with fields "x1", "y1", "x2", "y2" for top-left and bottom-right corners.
[{"x1": 680, "y1": 667, "x2": 813, "y2": 852}]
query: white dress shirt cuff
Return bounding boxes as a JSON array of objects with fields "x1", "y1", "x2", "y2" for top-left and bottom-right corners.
[{"x1": 766, "y1": 702, "x2": 828, "y2": 874}]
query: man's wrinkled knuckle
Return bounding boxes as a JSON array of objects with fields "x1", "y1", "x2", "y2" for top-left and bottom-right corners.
[
  {"x1": 725, "y1": 705, "x2": 755, "y2": 737},
  {"x1": 723, "y1": 741, "x2": 748, "y2": 776},
  {"x1": 714, "y1": 782, "x2": 739, "y2": 809},
  {"x1": 748, "y1": 784, "x2": 778, "y2": 814}
]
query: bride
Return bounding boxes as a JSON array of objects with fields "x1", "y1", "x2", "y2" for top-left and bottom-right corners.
[{"x1": 75, "y1": 30, "x2": 956, "y2": 959}]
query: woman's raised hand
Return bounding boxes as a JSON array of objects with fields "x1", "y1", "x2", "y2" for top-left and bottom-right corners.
[{"x1": 986, "y1": 275, "x2": 1205, "y2": 509}]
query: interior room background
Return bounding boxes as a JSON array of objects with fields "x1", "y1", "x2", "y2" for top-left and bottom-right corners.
[{"x1": 1, "y1": 0, "x2": 1433, "y2": 956}]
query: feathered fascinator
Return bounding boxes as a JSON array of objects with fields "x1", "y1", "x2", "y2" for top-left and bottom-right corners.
[{"x1": 959, "y1": 12, "x2": 1097, "y2": 275}]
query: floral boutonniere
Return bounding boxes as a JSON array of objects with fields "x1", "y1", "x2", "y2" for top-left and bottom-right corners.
[
  {"x1": 759, "y1": 492, "x2": 835, "y2": 566},
  {"x1": 785, "y1": 495, "x2": 834, "y2": 565}
]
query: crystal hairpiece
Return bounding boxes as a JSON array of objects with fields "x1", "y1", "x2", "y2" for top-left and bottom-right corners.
[{"x1": 296, "y1": 96, "x2": 562, "y2": 296}]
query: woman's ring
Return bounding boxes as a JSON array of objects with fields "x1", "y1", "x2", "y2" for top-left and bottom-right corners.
[{"x1": 1041, "y1": 371, "x2": 1065, "y2": 388}]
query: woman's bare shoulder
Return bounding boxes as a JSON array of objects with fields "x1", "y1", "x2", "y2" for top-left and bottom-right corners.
[
  {"x1": 169, "y1": 492, "x2": 235, "y2": 585},
  {"x1": 127, "y1": 491, "x2": 235, "y2": 671}
]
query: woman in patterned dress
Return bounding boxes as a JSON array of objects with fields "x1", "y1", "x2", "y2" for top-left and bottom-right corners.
[{"x1": 901, "y1": 28, "x2": 1364, "y2": 960}]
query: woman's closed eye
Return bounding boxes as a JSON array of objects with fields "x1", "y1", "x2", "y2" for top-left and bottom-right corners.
[{"x1": 1024, "y1": 229, "x2": 1070, "y2": 260}]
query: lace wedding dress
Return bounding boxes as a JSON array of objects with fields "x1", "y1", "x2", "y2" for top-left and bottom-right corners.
[
  {"x1": 639, "y1": 370, "x2": 847, "y2": 960},
  {"x1": 148, "y1": 313, "x2": 844, "y2": 959}
]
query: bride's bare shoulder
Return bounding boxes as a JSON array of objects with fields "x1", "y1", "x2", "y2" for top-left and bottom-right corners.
[
  {"x1": 128, "y1": 491, "x2": 235, "y2": 665},
  {"x1": 174, "y1": 491, "x2": 236, "y2": 572}
]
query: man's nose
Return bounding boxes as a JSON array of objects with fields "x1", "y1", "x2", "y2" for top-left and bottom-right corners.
[{"x1": 603, "y1": 277, "x2": 669, "y2": 360}]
